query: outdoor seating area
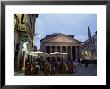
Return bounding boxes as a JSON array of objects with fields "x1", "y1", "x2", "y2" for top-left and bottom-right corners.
[
  {"x1": 14, "y1": 14, "x2": 97, "y2": 77},
  {"x1": 24, "y1": 51, "x2": 76, "y2": 75},
  {"x1": 25, "y1": 59, "x2": 76, "y2": 76}
]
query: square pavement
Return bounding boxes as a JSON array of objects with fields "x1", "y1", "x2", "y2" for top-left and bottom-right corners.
[{"x1": 14, "y1": 64, "x2": 97, "y2": 76}]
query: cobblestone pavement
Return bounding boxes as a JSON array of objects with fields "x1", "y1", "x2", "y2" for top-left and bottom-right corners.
[{"x1": 14, "y1": 64, "x2": 97, "y2": 76}]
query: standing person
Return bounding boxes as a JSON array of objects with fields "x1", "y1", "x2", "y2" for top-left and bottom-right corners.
[
  {"x1": 44, "y1": 61, "x2": 48, "y2": 75},
  {"x1": 48, "y1": 63, "x2": 52, "y2": 75},
  {"x1": 72, "y1": 62, "x2": 76, "y2": 73},
  {"x1": 40, "y1": 62, "x2": 43, "y2": 71},
  {"x1": 77, "y1": 56, "x2": 80, "y2": 65},
  {"x1": 51, "y1": 63, "x2": 56, "y2": 75},
  {"x1": 35, "y1": 62, "x2": 39, "y2": 73},
  {"x1": 79, "y1": 58, "x2": 82, "y2": 66},
  {"x1": 65, "y1": 63, "x2": 68, "y2": 74},
  {"x1": 57, "y1": 61, "x2": 60, "y2": 73},
  {"x1": 85, "y1": 59, "x2": 88, "y2": 67},
  {"x1": 59, "y1": 62, "x2": 63, "y2": 74}
]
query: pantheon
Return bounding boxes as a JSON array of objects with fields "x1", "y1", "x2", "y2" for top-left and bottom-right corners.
[{"x1": 40, "y1": 33, "x2": 81, "y2": 62}]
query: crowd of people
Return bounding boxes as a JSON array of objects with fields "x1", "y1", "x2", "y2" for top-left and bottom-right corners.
[
  {"x1": 43, "y1": 60, "x2": 76, "y2": 75},
  {"x1": 25, "y1": 58, "x2": 77, "y2": 75}
]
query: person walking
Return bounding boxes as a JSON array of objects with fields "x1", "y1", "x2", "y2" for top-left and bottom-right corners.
[
  {"x1": 85, "y1": 59, "x2": 88, "y2": 67},
  {"x1": 79, "y1": 58, "x2": 82, "y2": 66}
]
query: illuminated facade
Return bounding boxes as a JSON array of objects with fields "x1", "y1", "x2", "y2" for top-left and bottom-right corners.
[
  {"x1": 40, "y1": 33, "x2": 81, "y2": 62},
  {"x1": 81, "y1": 30, "x2": 97, "y2": 60},
  {"x1": 14, "y1": 14, "x2": 38, "y2": 70}
]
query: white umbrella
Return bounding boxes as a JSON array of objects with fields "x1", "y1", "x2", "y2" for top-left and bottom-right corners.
[
  {"x1": 49, "y1": 52, "x2": 68, "y2": 62},
  {"x1": 29, "y1": 51, "x2": 49, "y2": 57},
  {"x1": 49, "y1": 52, "x2": 61, "y2": 57},
  {"x1": 50, "y1": 52, "x2": 60, "y2": 55},
  {"x1": 60, "y1": 53, "x2": 68, "y2": 55},
  {"x1": 49, "y1": 52, "x2": 67, "y2": 57}
]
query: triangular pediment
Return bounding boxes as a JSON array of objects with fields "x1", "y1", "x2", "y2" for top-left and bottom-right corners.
[{"x1": 46, "y1": 35, "x2": 80, "y2": 44}]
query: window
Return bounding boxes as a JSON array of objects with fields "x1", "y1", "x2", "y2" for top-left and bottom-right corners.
[{"x1": 21, "y1": 14, "x2": 24, "y2": 24}]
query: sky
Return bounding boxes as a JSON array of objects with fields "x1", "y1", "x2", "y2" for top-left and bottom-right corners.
[{"x1": 34, "y1": 14, "x2": 97, "y2": 50}]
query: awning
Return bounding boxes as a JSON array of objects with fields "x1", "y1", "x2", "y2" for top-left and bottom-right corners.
[
  {"x1": 29, "y1": 51, "x2": 49, "y2": 58},
  {"x1": 49, "y1": 52, "x2": 68, "y2": 57}
]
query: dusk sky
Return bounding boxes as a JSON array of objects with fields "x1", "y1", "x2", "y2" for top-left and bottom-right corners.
[{"x1": 34, "y1": 14, "x2": 97, "y2": 50}]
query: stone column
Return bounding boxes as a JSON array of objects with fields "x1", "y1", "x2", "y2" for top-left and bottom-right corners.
[
  {"x1": 66, "y1": 46, "x2": 67, "y2": 61},
  {"x1": 60, "y1": 46, "x2": 62, "y2": 53},
  {"x1": 50, "y1": 46, "x2": 52, "y2": 53},
  {"x1": 53, "y1": 46, "x2": 56, "y2": 61},
  {"x1": 60, "y1": 46, "x2": 62, "y2": 61},
  {"x1": 79, "y1": 46, "x2": 81, "y2": 58},
  {"x1": 77, "y1": 46, "x2": 80, "y2": 59},
  {"x1": 66, "y1": 46, "x2": 67, "y2": 53},
  {"x1": 50, "y1": 46, "x2": 52, "y2": 61},
  {"x1": 75, "y1": 46, "x2": 78, "y2": 60},
  {"x1": 55, "y1": 46, "x2": 57, "y2": 52}
]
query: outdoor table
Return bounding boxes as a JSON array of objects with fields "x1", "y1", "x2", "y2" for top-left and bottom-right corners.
[{"x1": 73, "y1": 64, "x2": 76, "y2": 73}]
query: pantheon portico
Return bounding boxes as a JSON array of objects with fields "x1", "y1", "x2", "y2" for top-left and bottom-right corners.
[{"x1": 40, "y1": 33, "x2": 81, "y2": 62}]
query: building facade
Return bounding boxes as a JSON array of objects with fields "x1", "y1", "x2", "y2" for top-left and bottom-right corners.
[
  {"x1": 14, "y1": 14, "x2": 38, "y2": 70},
  {"x1": 81, "y1": 30, "x2": 97, "y2": 60},
  {"x1": 40, "y1": 33, "x2": 81, "y2": 62}
]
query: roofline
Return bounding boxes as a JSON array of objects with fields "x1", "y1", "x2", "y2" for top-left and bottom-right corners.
[{"x1": 40, "y1": 33, "x2": 81, "y2": 43}]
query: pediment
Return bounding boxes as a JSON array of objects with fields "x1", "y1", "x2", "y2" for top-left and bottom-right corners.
[{"x1": 46, "y1": 35, "x2": 80, "y2": 44}]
